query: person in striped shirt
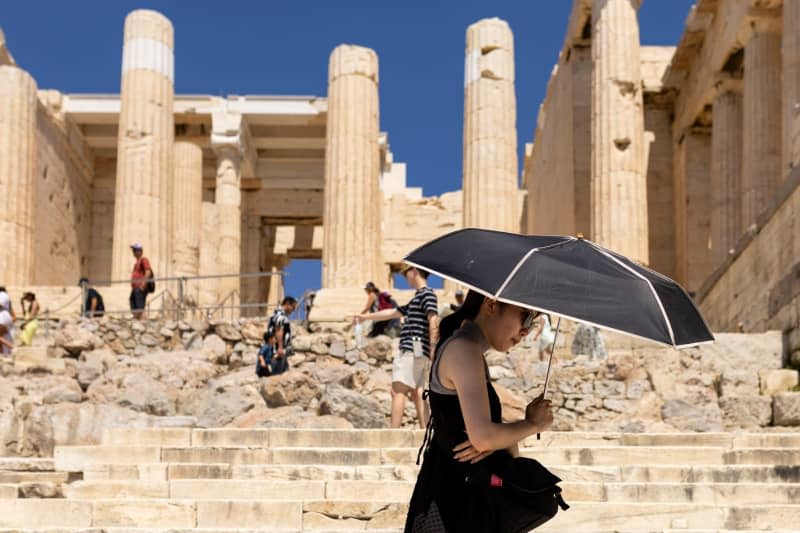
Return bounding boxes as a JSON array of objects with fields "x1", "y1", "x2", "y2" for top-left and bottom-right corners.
[{"x1": 355, "y1": 265, "x2": 439, "y2": 428}]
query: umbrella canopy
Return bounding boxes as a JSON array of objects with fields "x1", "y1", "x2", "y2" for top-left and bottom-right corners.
[{"x1": 403, "y1": 228, "x2": 713, "y2": 349}]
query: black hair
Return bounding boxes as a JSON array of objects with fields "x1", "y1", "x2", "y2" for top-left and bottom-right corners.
[
  {"x1": 435, "y1": 290, "x2": 485, "y2": 355},
  {"x1": 282, "y1": 296, "x2": 297, "y2": 306},
  {"x1": 416, "y1": 268, "x2": 430, "y2": 280},
  {"x1": 0, "y1": 287, "x2": 5, "y2": 293}
]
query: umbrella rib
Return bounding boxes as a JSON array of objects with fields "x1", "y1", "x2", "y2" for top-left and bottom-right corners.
[
  {"x1": 586, "y1": 242, "x2": 677, "y2": 347},
  {"x1": 493, "y1": 237, "x2": 576, "y2": 299}
]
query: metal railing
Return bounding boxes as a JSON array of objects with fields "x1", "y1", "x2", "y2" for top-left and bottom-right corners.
[{"x1": 79, "y1": 271, "x2": 287, "y2": 321}]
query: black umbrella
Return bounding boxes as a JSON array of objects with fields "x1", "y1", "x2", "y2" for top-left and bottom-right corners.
[
  {"x1": 404, "y1": 229, "x2": 715, "y2": 438},
  {"x1": 404, "y1": 228, "x2": 713, "y2": 349}
]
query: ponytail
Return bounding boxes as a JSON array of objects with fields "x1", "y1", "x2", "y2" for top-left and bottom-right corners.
[{"x1": 435, "y1": 290, "x2": 485, "y2": 355}]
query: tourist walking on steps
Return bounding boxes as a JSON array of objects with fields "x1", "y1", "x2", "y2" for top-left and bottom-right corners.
[
  {"x1": 19, "y1": 292, "x2": 39, "y2": 346},
  {"x1": 264, "y1": 296, "x2": 298, "y2": 376},
  {"x1": 354, "y1": 265, "x2": 439, "y2": 428},
  {"x1": 79, "y1": 278, "x2": 105, "y2": 318},
  {"x1": 404, "y1": 290, "x2": 554, "y2": 532},
  {"x1": 129, "y1": 243, "x2": 152, "y2": 320}
]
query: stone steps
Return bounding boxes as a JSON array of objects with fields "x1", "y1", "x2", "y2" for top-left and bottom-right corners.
[
  {"x1": 54, "y1": 444, "x2": 800, "y2": 471},
  {"x1": 61, "y1": 479, "x2": 800, "y2": 505},
  {"x1": 4, "y1": 429, "x2": 798, "y2": 531},
  {"x1": 81, "y1": 461, "x2": 800, "y2": 484},
  {"x1": 1, "y1": 500, "x2": 800, "y2": 530},
  {"x1": 100, "y1": 428, "x2": 800, "y2": 449}
]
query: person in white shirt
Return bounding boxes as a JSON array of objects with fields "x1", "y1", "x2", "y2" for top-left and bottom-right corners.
[{"x1": 0, "y1": 310, "x2": 14, "y2": 356}]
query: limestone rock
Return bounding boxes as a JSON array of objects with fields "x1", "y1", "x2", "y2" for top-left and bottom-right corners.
[
  {"x1": 759, "y1": 369, "x2": 799, "y2": 395},
  {"x1": 203, "y1": 334, "x2": 227, "y2": 362},
  {"x1": 260, "y1": 370, "x2": 321, "y2": 408},
  {"x1": 86, "y1": 367, "x2": 176, "y2": 416},
  {"x1": 214, "y1": 323, "x2": 242, "y2": 342},
  {"x1": 292, "y1": 335, "x2": 313, "y2": 352},
  {"x1": 19, "y1": 481, "x2": 62, "y2": 498},
  {"x1": 661, "y1": 398, "x2": 723, "y2": 432},
  {"x1": 773, "y1": 393, "x2": 800, "y2": 426},
  {"x1": 53, "y1": 325, "x2": 102, "y2": 356},
  {"x1": 177, "y1": 383, "x2": 263, "y2": 427},
  {"x1": 139, "y1": 334, "x2": 159, "y2": 347},
  {"x1": 720, "y1": 369, "x2": 760, "y2": 397},
  {"x1": 42, "y1": 379, "x2": 83, "y2": 404},
  {"x1": 311, "y1": 362, "x2": 357, "y2": 387},
  {"x1": 364, "y1": 336, "x2": 392, "y2": 361},
  {"x1": 241, "y1": 322, "x2": 264, "y2": 342},
  {"x1": 318, "y1": 384, "x2": 386, "y2": 428},
  {"x1": 719, "y1": 395, "x2": 772, "y2": 428},
  {"x1": 329, "y1": 341, "x2": 346, "y2": 359}
]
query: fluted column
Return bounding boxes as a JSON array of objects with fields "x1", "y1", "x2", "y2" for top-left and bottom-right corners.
[
  {"x1": 742, "y1": 19, "x2": 782, "y2": 229},
  {"x1": 590, "y1": 0, "x2": 648, "y2": 263},
  {"x1": 462, "y1": 18, "x2": 518, "y2": 232},
  {"x1": 322, "y1": 45, "x2": 381, "y2": 288},
  {"x1": 111, "y1": 9, "x2": 175, "y2": 280},
  {"x1": 198, "y1": 201, "x2": 220, "y2": 308},
  {"x1": 214, "y1": 145, "x2": 242, "y2": 303},
  {"x1": 172, "y1": 141, "x2": 203, "y2": 277},
  {"x1": 240, "y1": 193, "x2": 262, "y2": 316},
  {"x1": 710, "y1": 79, "x2": 743, "y2": 267},
  {"x1": 784, "y1": 1, "x2": 800, "y2": 175},
  {"x1": 0, "y1": 66, "x2": 37, "y2": 284}
]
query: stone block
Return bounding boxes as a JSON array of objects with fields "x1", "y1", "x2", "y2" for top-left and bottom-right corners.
[
  {"x1": 161, "y1": 447, "x2": 271, "y2": 464},
  {"x1": 54, "y1": 446, "x2": 161, "y2": 471},
  {"x1": 773, "y1": 392, "x2": 800, "y2": 426},
  {"x1": 759, "y1": 369, "x2": 799, "y2": 395},
  {"x1": 191, "y1": 428, "x2": 270, "y2": 447},
  {"x1": 325, "y1": 480, "x2": 414, "y2": 501},
  {"x1": 92, "y1": 500, "x2": 196, "y2": 527},
  {"x1": 720, "y1": 395, "x2": 773, "y2": 428},
  {"x1": 0, "y1": 484, "x2": 17, "y2": 498},
  {"x1": 169, "y1": 479, "x2": 325, "y2": 500},
  {"x1": 63, "y1": 480, "x2": 169, "y2": 499},
  {"x1": 167, "y1": 463, "x2": 232, "y2": 480},
  {"x1": 102, "y1": 427, "x2": 191, "y2": 446},
  {"x1": 0, "y1": 500, "x2": 92, "y2": 527},
  {"x1": 272, "y1": 447, "x2": 380, "y2": 466},
  {"x1": 196, "y1": 501, "x2": 302, "y2": 529}
]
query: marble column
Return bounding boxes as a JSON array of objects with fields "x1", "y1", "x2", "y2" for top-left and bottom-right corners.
[
  {"x1": 710, "y1": 80, "x2": 743, "y2": 267},
  {"x1": 111, "y1": 9, "x2": 175, "y2": 280},
  {"x1": 240, "y1": 194, "x2": 262, "y2": 316},
  {"x1": 590, "y1": 0, "x2": 648, "y2": 263},
  {"x1": 0, "y1": 66, "x2": 37, "y2": 284},
  {"x1": 198, "y1": 201, "x2": 220, "y2": 309},
  {"x1": 462, "y1": 18, "x2": 518, "y2": 232},
  {"x1": 214, "y1": 144, "x2": 242, "y2": 305},
  {"x1": 784, "y1": 1, "x2": 800, "y2": 175},
  {"x1": 322, "y1": 45, "x2": 381, "y2": 288},
  {"x1": 172, "y1": 141, "x2": 203, "y2": 278},
  {"x1": 742, "y1": 20, "x2": 782, "y2": 229}
]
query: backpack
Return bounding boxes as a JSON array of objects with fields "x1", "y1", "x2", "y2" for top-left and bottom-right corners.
[
  {"x1": 265, "y1": 310, "x2": 291, "y2": 354},
  {"x1": 377, "y1": 291, "x2": 396, "y2": 310},
  {"x1": 145, "y1": 271, "x2": 156, "y2": 294}
]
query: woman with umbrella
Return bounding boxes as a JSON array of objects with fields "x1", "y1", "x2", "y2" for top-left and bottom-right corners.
[
  {"x1": 405, "y1": 289, "x2": 556, "y2": 531},
  {"x1": 403, "y1": 228, "x2": 714, "y2": 532}
]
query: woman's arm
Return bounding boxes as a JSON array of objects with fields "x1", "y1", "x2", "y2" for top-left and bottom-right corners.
[
  {"x1": 31, "y1": 301, "x2": 39, "y2": 318},
  {"x1": 444, "y1": 339, "x2": 551, "y2": 453},
  {"x1": 356, "y1": 308, "x2": 403, "y2": 322},
  {"x1": 360, "y1": 293, "x2": 376, "y2": 315}
]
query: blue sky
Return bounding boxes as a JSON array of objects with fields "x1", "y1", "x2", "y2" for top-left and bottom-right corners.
[{"x1": 4, "y1": 0, "x2": 695, "y2": 298}]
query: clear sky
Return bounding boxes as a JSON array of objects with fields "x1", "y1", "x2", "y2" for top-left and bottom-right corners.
[{"x1": 4, "y1": 0, "x2": 695, "y2": 299}]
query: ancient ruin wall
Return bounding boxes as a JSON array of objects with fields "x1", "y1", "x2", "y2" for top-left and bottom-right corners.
[
  {"x1": 33, "y1": 104, "x2": 92, "y2": 285},
  {"x1": 87, "y1": 158, "x2": 116, "y2": 283},
  {"x1": 699, "y1": 173, "x2": 800, "y2": 363}
]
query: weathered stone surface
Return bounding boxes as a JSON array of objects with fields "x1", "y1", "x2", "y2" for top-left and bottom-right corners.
[
  {"x1": 53, "y1": 325, "x2": 101, "y2": 356},
  {"x1": 177, "y1": 383, "x2": 263, "y2": 427},
  {"x1": 260, "y1": 370, "x2": 321, "y2": 409},
  {"x1": 203, "y1": 334, "x2": 227, "y2": 363},
  {"x1": 773, "y1": 393, "x2": 800, "y2": 426},
  {"x1": 318, "y1": 384, "x2": 386, "y2": 428},
  {"x1": 720, "y1": 395, "x2": 773, "y2": 428},
  {"x1": 661, "y1": 399, "x2": 723, "y2": 432},
  {"x1": 364, "y1": 336, "x2": 392, "y2": 361},
  {"x1": 214, "y1": 323, "x2": 242, "y2": 342},
  {"x1": 759, "y1": 369, "x2": 799, "y2": 396}
]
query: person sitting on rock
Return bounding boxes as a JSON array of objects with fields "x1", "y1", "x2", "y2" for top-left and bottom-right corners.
[{"x1": 18, "y1": 292, "x2": 39, "y2": 346}]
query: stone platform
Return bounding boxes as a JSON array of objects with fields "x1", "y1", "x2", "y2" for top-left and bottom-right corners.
[{"x1": 0, "y1": 428, "x2": 798, "y2": 532}]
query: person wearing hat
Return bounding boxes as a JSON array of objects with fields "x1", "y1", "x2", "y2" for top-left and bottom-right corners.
[
  {"x1": 129, "y1": 243, "x2": 152, "y2": 320},
  {"x1": 79, "y1": 278, "x2": 105, "y2": 318},
  {"x1": 0, "y1": 309, "x2": 14, "y2": 356},
  {"x1": 354, "y1": 264, "x2": 439, "y2": 428}
]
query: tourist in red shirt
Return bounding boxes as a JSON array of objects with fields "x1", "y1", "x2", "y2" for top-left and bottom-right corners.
[{"x1": 129, "y1": 242, "x2": 152, "y2": 320}]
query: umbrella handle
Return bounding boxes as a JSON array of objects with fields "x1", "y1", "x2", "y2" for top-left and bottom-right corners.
[{"x1": 537, "y1": 316, "x2": 561, "y2": 441}]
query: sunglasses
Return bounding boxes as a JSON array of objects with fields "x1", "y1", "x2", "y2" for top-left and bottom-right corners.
[{"x1": 521, "y1": 309, "x2": 539, "y2": 330}]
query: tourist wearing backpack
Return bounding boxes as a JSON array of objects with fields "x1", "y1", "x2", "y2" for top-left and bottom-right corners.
[
  {"x1": 129, "y1": 243, "x2": 153, "y2": 320},
  {"x1": 362, "y1": 282, "x2": 400, "y2": 338}
]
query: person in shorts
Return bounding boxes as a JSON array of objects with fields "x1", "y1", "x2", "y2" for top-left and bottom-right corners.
[
  {"x1": 129, "y1": 243, "x2": 152, "y2": 320},
  {"x1": 355, "y1": 265, "x2": 439, "y2": 428}
]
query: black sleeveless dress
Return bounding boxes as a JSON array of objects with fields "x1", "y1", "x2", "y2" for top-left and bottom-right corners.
[{"x1": 404, "y1": 325, "x2": 513, "y2": 532}]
